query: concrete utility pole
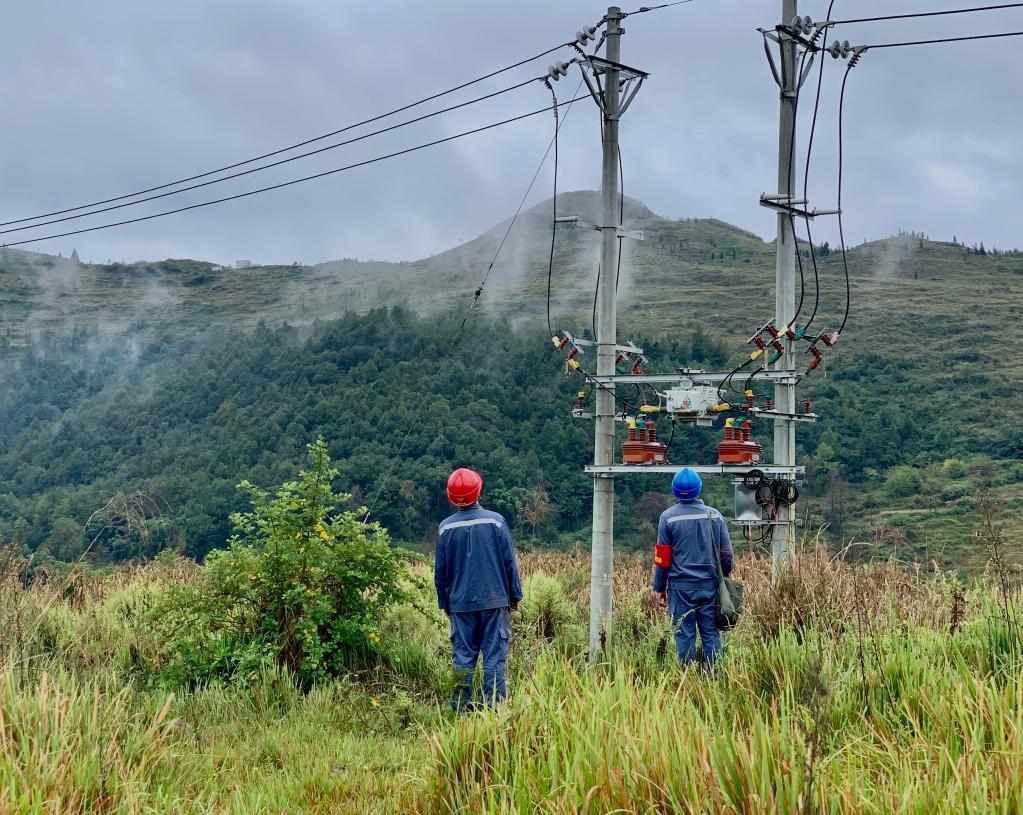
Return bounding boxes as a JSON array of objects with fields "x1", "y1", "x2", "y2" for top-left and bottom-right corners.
[
  {"x1": 771, "y1": 0, "x2": 799, "y2": 582},
  {"x1": 589, "y1": 6, "x2": 623, "y2": 664}
]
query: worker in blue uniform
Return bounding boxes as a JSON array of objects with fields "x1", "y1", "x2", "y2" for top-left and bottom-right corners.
[
  {"x1": 435, "y1": 467, "x2": 522, "y2": 711},
  {"x1": 651, "y1": 468, "x2": 734, "y2": 664}
]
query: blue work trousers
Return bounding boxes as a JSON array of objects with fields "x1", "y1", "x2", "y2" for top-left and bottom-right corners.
[
  {"x1": 449, "y1": 607, "x2": 511, "y2": 711},
  {"x1": 668, "y1": 581, "x2": 722, "y2": 665}
]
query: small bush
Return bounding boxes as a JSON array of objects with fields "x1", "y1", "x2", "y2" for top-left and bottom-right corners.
[
  {"x1": 884, "y1": 465, "x2": 923, "y2": 498},
  {"x1": 153, "y1": 439, "x2": 418, "y2": 687}
]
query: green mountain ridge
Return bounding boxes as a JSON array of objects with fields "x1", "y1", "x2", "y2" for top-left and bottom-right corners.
[{"x1": 0, "y1": 190, "x2": 1020, "y2": 567}]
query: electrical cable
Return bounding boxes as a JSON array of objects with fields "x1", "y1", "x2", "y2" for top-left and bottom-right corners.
[
  {"x1": 785, "y1": 46, "x2": 809, "y2": 328},
  {"x1": 664, "y1": 418, "x2": 677, "y2": 461},
  {"x1": 822, "y1": 28, "x2": 1023, "y2": 333},
  {"x1": 546, "y1": 77, "x2": 586, "y2": 341},
  {"x1": 615, "y1": 144, "x2": 625, "y2": 292},
  {"x1": 798, "y1": 0, "x2": 837, "y2": 335},
  {"x1": 718, "y1": 357, "x2": 754, "y2": 403},
  {"x1": 621, "y1": 0, "x2": 695, "y2": 16},
  {"x1": 865, "y1": 30, "x2": 1023, "y2": 48},
  {"x1": 0, "y1": 77, "x2": 546, "y2": 237},
  {"x1": 546, "y1": 86, "x2": 560, "y2": 340},
  {"x1": 831, "y1": 3, "x2": 1023, "y2": 25},
  {"x1": 836, "y1": 61, "x2": 855, "y2": 336},
  {"x1": 1, "y1": 98, "x2": 587, "y2": 249},
  {"x1": 364, "y1": 87, "x2": 578, "y2": 521},
  {"x1": 741, "y1": 28, "x2": 819, "y2": 400},
  {"x1": 0, "y1": 42, "x2": 573, "y2": 228},
  {"x1": 742, "y1": 364, "x2": 765, "y2": 398}
]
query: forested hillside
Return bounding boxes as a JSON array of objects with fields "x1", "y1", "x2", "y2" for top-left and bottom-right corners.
[{"x1": 0, "y1": 191, "x2": 1020, "y2": 567}]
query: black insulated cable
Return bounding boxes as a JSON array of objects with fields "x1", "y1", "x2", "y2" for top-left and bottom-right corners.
[
  {"x1": 831, "y1": 3, "x2": 1023, "y2": 26},
  {"x1": 365, "y1": 83, "x2": 580, "y2": 520},
  {"x1": 614, "y1": 144, "x2": 625, "y2": 292},
  {"x1": 799, "y1": 0, "x2": 836, "y2": 334},
  {"x1": 546, "y1": 84, "x2": 560, "y2": 340},
  {"x1": 2, "y1": 98, "x2": 587, "y2": 248},
  {"x1": 0, "y1": 42, "x2": 574, "y2": 228},
  {"x1": 836, "y1": 62, "x2": 855, "y2": 336},
  {"x1": 0, "y1": 77, "x2": 544, "y2": 237},
  {"x1": 622, "y1": 0, "x2": 696, "y2": 16},
  {"x1": 866, "y1": 30, "x2": 1023, "y2": 48}
]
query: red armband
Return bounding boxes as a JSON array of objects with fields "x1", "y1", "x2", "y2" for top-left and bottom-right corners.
[{"x1": 654, "y1": 543, "x2": 672, "y2": 568}]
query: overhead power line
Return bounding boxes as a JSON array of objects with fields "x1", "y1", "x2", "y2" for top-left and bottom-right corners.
[
  {"x1": 865, "y1": 30, "x2": 1023, "y2": 48},
  {"x1": 799, "y1": 0, "x2": 838, "y2": 334},
  {"x1": 0, "y1": 42, "x2": 572, "y2": 228},
  {"x1": 621, "y1": 0, "x2": 695, "y2": 16},
  {"x1": 832, "y1": 3, "x2": 1023, "y2": 25},
  {"x1": 1, "y1": 98, "x2": 586, "y2": 249},
  {"x1": 366, "y1": 84, "x2": 582, "y2": 521},
  {"x1": 836, "y1": 63, "x2": 855, "y2": 336},
  {"x1": 0, "y1": 76, "x2": 545, "y2": 237}
]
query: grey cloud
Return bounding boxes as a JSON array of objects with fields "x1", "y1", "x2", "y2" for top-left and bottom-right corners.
[{"x1": 2, "y1": 0, "x2": 1021, "y2": 265}]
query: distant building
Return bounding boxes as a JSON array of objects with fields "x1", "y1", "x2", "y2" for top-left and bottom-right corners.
[{"x1": 235, "y1": 259, "x2": 252, "y2": 269}]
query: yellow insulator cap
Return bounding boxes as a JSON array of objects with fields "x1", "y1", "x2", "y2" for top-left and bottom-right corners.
[
  {"x1": 725, "y1": 418, "x2": 736, "y2": 428},
  {"x1": 712, "y1": 402, "x2": 731, "y2": 413},
  {"x1": 567, "y1": 358, "x2": 580, "y2": 370},
  {"x1": 639, "y1": 405, "x2": 660, "y2": 414},
  {"x1": 577, "y1": 391, "x2": 586, "y2": 398},
  {"x1": 627, "y1": 419, "x2": 637, "y2": 429},
  {"x1": 744, "y1": 390, "x2": 755, "y2": 399},
  {"x1": 751, "y1": 349, "x2": 765, "y2": 361},
  {"x1": 551, "y1": 336, "x2": 562, "y2": 348}
]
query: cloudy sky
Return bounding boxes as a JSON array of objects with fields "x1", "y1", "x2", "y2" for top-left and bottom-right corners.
[{"x1": 2, "y1": 1, "x2": 1021, "y2": 266}]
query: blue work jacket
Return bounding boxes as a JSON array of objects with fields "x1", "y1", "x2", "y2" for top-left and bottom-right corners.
[
  {"x1": 652, "y1": 498, "x2": 734, "y2": 592},
  {"x1": 434, "y1": 504, "x2": 523, "y2": 613}
]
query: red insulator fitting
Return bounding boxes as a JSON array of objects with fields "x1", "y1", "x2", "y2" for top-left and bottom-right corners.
[
  {"x1": 772, "y1": 339, "x2": 785, "y2": 354},
  {"x1": 628, "y1": 423, "x2": 637, "y2": 442},
  {"x1": 567, "y1": 347, "x2": 579, "y2": 361},
  {"x1": 631, "y1": 359, "x2": 644, "y2": 375},
  {"x1": 741, "y1": 420, "x2": 753, "y2": 442},
  {"x1": 753, "y1": 337, "x2": 767, "y2": 351},
  {"x1": 648, "y1": 422, "x2": 658, "y2": 443},
  {"x1": 807, "y1": 346, "x2": 823, "y2": 373},
  {"x1": 804, "y1": 397, "x2": 811, "y2": 415},
  {"x1": 615, "y1": 352, "x2": 624, "y2": 364},
  {"x1": 577, "y1": 391, "x2": 586, "y2": 410},
  {"x1": 765, "y1": 398, "x2": 774, "y2": 411}
]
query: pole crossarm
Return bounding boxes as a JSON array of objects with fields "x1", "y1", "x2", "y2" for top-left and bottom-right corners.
[
  {"x1": 586, "y1": 465, "x2": 806, "y2": 475},
  {"x1": 587, "y1": 371, "x2": 803, "y2": 385}
]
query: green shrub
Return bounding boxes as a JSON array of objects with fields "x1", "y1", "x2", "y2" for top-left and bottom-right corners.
[
  {"x1": 884, "y1": 465, "x2": 923, "y2": 498},
  {"x1": 941, "y1": 458, "x2": 966, "y2": 479},
  {"x1": 153, "y1": 439, "x2": 418, "y2": 687}
]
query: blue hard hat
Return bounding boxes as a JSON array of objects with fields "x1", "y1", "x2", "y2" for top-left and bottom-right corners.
[{"x1": 671, "y1": 468, "x2": 703, "y2": 502}]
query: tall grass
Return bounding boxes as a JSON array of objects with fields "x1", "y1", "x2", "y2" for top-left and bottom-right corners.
[
  {"x1": 0, "y1": 542, "x2": 1018, "y2": 813},
  {"x1": 420, "y1": 628, "x2": 1023, "y2": 814},
  {"x1": 417, "y1": 550, "x2": 1021, "y2": 814}
]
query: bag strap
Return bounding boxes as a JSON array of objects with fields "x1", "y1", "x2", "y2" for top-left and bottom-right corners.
[{"x1": 707, "y1": 508, "x2": 723, "y2": 581}]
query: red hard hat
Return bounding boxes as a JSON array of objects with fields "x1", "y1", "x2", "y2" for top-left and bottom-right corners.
[{"x1": 446, "y1": 468, "x2": 482, "y2": 507}]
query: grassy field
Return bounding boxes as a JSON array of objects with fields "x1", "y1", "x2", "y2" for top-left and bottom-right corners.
[{"x1": 2, "y1": 525, "x2": 1022, "y2": 814}]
